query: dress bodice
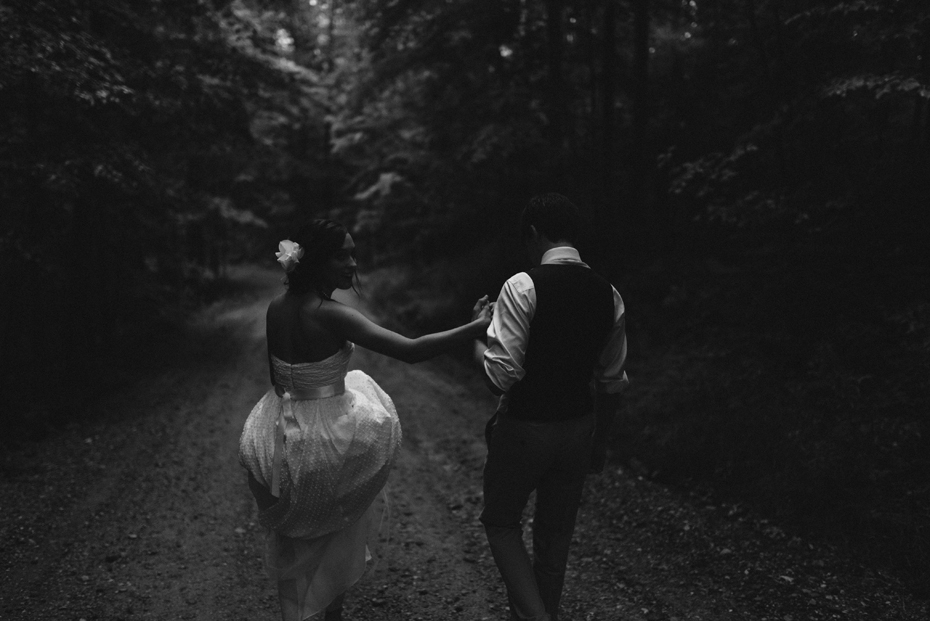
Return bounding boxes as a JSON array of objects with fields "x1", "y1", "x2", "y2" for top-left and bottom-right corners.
[{"x1": 271, "y1": 342, "x2": 354, "y2": 393}]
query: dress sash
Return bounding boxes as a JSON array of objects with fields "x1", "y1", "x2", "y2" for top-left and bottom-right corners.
[{"x1": 270, "y1": 380, "x2": 346, "y2": 498}]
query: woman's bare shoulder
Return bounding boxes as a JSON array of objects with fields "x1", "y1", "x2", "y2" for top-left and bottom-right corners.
[
  {"x1": 265, "y1": 293, "x2": 289, "y2": 318},
  {"x1": 293, "y1": 297, "x2": 369, "y2": 351},
  {"x1": 305, "y1": 297, "x2": 361, "y2": 324}
]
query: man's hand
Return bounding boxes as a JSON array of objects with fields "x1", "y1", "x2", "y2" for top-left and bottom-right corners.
[{"x1": 472, "y1": 295, "x2": 492, "y2": 323}]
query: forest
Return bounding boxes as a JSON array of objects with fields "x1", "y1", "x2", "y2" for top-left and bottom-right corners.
[{"x1": 2, "y1": 0, "x2": 929, "y2": 598}]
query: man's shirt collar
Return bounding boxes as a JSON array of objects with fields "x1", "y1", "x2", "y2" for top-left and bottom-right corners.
[{"x1": 540, "y1": 246, "x2": 584, "y2": 266}]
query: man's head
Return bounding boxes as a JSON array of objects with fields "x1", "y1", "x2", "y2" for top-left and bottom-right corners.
[
  {"x1": 520, "y1": 193, "x2": 580, "y2": 245},
  {"x1": 520, "y1": 193, "x2": 580, "y2": 265}
]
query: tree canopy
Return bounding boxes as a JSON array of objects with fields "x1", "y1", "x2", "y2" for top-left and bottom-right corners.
[{"x1": 2, "y1": 0, "x2": 929, "y2": 594}]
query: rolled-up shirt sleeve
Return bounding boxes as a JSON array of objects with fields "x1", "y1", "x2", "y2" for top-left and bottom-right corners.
[
  {"x1": 483, "y1": 273, "x2": 535, "y2": 394},
  {"x1": 594, "y1": 286, "x2": 630, "y2": 394}
]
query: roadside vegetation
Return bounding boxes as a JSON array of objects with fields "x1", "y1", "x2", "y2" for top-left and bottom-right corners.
[{"x1": 2, "y1": 0, "x2": 928, "y2": 598}]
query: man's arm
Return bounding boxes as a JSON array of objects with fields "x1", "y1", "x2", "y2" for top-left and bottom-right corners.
[
  {"x1": 590, "y1": 285, "x2": 630, "y2": 473},
  {"x1": 474, "y1": 339, "x2": 504, "y2": 395},
  {"x1": 478, "y1": 275, "x2": 534, "y2": 396}
]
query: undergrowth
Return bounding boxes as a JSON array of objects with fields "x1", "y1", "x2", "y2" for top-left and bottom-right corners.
[
  {"x1": 0, "y1": 265, "x2": 268, "y2": 447},
  {"x1": 363, "y1": 239, "x2": 930, "y2": 599}
]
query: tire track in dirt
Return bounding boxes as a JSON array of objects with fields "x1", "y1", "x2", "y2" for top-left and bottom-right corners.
[
  {"x1": 3, "y1": 266, "x2": 927, "y2": 621},
  {"x1": 338, "y1": 346, "x2": 504, "y2": 620},
  {"x1": 1, "y1": 267, "x2": 278, "y2": 621}
]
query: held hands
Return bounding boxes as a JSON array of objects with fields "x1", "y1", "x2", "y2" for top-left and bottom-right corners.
[{"x1": 472, "y1": 295, "x2": 493, "y2": 332}]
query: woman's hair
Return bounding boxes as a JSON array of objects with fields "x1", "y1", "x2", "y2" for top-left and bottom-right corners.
[
  {"x1": 283, "y1": 219, "x2": 355, "y2": 297},
  {"x1": 520, "y1": 193, "x2": 580, "y2": 244}
]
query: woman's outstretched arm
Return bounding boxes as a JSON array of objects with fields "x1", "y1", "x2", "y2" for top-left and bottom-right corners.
[{"x1": 322, "y1": 297, "x2": 492, "y2": 364}]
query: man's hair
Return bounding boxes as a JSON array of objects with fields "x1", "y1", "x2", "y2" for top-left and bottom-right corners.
[{"x1": 520, "y1": 193, "x2": 580, "y2": 244}]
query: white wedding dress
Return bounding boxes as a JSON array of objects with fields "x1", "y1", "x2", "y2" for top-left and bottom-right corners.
[{"x1": 239, "y1": 342, "x2": 401, "y2": 620}]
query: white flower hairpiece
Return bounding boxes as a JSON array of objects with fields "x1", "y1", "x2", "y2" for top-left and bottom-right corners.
[{"x1": 275, "y1": 239, "x2": 304, "y2": 272}]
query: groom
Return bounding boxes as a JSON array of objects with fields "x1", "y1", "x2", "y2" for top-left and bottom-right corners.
[{"x1": 474, "y1": 193, "x2": 629, "y2": 621}]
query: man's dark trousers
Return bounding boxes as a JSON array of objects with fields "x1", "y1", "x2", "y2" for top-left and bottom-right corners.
[{"x1": 480, "y1": 411, "x2": 594, "y2": 621}]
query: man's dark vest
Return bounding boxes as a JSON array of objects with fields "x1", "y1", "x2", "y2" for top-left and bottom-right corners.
[{"x1": 505, "y1": 263, "x2": 615, "y2": 422}]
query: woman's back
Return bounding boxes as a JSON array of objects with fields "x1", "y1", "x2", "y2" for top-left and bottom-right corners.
[{"x1": 266, "y1": 293, "x2": 345, "y2": 364}]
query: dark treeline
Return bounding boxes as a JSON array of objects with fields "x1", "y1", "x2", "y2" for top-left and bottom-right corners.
[
  {"x1": 2, "y1": 0, "x2": 929, "y2": 594},
  {"x1": 1, "y1": 0, "x2": 334, "y2": 406}
]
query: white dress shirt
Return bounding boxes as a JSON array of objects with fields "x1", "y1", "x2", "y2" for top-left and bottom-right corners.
[{"x1": 483, "y1": 246, "x2": 629, "y2": 397}]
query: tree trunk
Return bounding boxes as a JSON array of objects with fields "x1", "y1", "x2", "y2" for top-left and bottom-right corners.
[
  {"x1": 913, "y1": 31, "x2": 928, "y2": 147},
  {"x1": 746, "y1": 0, "x2": 789, "y2": 184},
  {"x1": 583, "y1": 0, "x2": 598, "y2": 155},
  {"x1": 327, "y1": 0, "x2": 337, "y2": 72},
  {"x1": 630, "y1": 0, "x2": 650, "y2": 233},
  {"x1": 600, "y1": 0, "x2": 617, "y2": 231},
  {"x1": 545, "y1": 0, "x2": 565, "y2": 151}
]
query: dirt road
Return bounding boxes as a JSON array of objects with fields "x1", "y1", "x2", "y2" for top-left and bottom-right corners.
[{"x1": 1, "y1": 267, "x2": 926, "y2": 620}]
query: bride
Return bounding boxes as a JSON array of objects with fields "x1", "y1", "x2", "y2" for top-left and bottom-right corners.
[{"x1": 239, "y1": 219, "x2": 492, "y2": 621}]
